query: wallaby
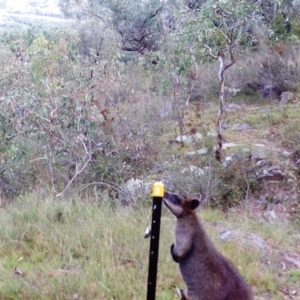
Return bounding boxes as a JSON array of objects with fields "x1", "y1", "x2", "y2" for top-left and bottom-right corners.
[{"x1": 163, "y1": 191, "x2": 254, "y2": 300}]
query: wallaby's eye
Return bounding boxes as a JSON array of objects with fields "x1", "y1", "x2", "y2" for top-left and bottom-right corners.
[
  {"x1": 164, "y1": 192, "x2": 182, "y2": 206},
  {"x1": 171, "y1": 194, "x2": 181, "y2": 205}
]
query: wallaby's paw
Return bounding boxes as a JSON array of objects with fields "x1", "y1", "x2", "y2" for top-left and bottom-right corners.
[
  {"x1": 176, "y1": 287, "x2": 188, "y2": 300},
  {"x1": 170, "y1": 243, "x2": 180, "y2": 263}
]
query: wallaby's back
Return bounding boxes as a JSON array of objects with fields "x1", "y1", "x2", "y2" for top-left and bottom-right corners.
[{"x1": 163, "y1": 192, "x2": 253, "y2": 300}]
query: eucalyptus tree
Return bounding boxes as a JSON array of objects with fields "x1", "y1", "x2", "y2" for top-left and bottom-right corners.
[
  {"x1": 167, "y1": 0, "x2": 261, "y2": 160},
  {"x1": 58, "y1": 0, "x2": 164, "y2": 54}
]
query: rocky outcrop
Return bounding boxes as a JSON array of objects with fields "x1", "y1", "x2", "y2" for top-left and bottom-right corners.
[
  {"x1": 279, "y1": 92, "x2": 295, "y2": 108},
  {"x1": 118, "y1": 178, "x2": 155, "y2": 205}
]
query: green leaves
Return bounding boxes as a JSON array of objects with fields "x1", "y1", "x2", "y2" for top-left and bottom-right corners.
[{"x1": 160, "y1": 0, "x2": 265, "y2": 77}]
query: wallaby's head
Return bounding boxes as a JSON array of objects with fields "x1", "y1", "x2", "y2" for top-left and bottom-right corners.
[{"x1": 163, "y1": 192, "x2": 201, "y2": 218}]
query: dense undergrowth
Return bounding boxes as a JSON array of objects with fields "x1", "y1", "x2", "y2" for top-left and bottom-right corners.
[{"x1": 0, "y1": 21, "x2": 299, "y2": 204}]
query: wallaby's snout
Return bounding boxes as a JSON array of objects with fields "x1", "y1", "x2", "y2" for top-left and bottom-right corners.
[{"x1": 163, "y1": 192, "x2": 201, "y2": 218}]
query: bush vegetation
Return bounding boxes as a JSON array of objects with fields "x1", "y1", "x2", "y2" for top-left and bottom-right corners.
[
  {"x1": 0, "y1": 19, "x2": 299, "y2": 204},
  {"x1": 0, "y1": 0, "x2": 300, "y2": 298}
]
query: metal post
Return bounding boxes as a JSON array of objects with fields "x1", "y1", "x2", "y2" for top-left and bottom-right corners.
[{"x1": 146, "y1": 182, "x2": 164, "y2": 300}]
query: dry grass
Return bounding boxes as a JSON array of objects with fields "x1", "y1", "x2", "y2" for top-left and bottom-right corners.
[{"x1": 0, "y1": 193, "x2": 299, "y2": 299}]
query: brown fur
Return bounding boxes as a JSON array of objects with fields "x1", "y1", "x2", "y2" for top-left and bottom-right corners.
[{"x1": 163, "y1": 192, "x2": 254, "y2": 300}]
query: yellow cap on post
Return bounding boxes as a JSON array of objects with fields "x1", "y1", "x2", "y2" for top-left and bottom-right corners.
[{"x1": 151, "y1": 182, "x2": 164, "y2": 197}]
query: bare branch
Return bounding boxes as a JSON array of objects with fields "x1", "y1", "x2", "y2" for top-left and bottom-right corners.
[
  {"x1": 79, "y1": 181, "x2": 121, "y2": 193},
  {"x1": 143, "y1": 6, "x2": 163, "y2": 25},
  {"x1": 28, "y1": 110, "x2": 51, "y2": 123},
  {"x1": 204, "y1": 44, "x2": 218, "y2": 59},
  {"x1": 214, "y1": 25, "x2": 231, "y2": 44},
  {"x1": 50, "y1": 104, "x2": 64, "y2": 119},
  {"x1": 56, "y1": 136, "x2": 92, "y2": 197},
  {"x1": 204, "y1": 161, "x2": 212, "y2": 206}
]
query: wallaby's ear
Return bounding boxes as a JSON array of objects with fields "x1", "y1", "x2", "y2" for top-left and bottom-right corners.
[
  {"x1": 190, "y1": 193, "x2": 202, "y2": 201},
  {"x1": 189, "y1": 193, "x2": 202, "y2": 210},
  {"x1": 189, "y1": 199, "x2": 200, "y2": 210}
]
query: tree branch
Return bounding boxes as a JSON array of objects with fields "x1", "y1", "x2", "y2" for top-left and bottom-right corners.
[
  {"x1": 28, "y1": 110, "x2": 51, "y2": 123},
  {"x1": 56, "y1": 135, "x2": 91, "y2": 197},
  {"x1": 204, "y1": 44, "x2": 218, "y2": 59}
]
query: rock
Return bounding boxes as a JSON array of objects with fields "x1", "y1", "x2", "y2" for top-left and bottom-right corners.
[
  {"x1": 220, "y1": 229, "x2": 268, "y2": 252},
  {"x1": 251, "y1": 150, "x2": 269, "y2": 162},
  {"x1": 181, "y1": 165, "x2": 204, "y2": 177},
  {"x1": 243, "y1": 233, "x2": 268, "y2": 251},
  {"x1": 222, "y1": 154, "x2": 236, "y2": 167},
  {"x1": 208, "y1": 130, "x2": 218, "y2": 137},
  {"x1": 186, "y1": 143, "x2": 267, "y2": 159},
  {"x1": 221, "y1": 151, "x2": 250, "y2": 167},
  {"x1": 282, "y1": 150, "x2": 293, "y2": 157},
  {"x1": 262, "y1": 210, "x2": 278, "y2": 223},
  {"x1": 225, "y1": 103, "x2": 243, "y2": 112},
  {"x1": 163, "y1": 165, "x2": 205, "y2": 191},
  {"x1": 254, "y1": 159, "x2": 270, "y2": 168},
  {"x1": 279, "y1": 92, "x2": 295, "y2": 107},
  {"x1": 223, "y1": 143, "x2": 265, "y2": 151},
  {"x1": 185, "y1": 148, "x2": 209, "y2": 157},
  {"x1": 219, "y1": 230, "x2": 233, "y2": 242},
  {"x1": 229, "y1": 124, "x2": 252, "y2": 130},
  {"x1": 256, "y1": 166, "x2": 284, "y2": 182},
  {"x1": 173, "y1": 133, "x2": 203, "y2": 145},
  {"x1": 225, "y1": 87, "x2": 242, "y2": 96},
  {"x1": 222, "y1": 143, "x2": 239, "y2": 149},
  {"x1": 118, "y1": 178, "x2": 154, "y2": 205},
  {"x1": 283, "y1": 252, "x2": 300, "y2": 270}
]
